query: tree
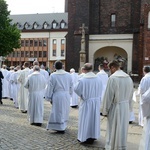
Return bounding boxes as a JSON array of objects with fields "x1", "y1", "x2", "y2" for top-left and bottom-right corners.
[{"x1": 0, "y1": 0, "x2": 21, "y2": 57}]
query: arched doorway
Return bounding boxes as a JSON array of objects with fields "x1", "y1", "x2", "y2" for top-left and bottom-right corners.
[{"x1": 94, "y1": 46, "x2": 127, "y2": 72}]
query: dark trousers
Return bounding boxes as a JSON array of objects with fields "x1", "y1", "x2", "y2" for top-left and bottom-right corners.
[{"x1": 0, "y1": 84, "x2": 2, "y2": 101}]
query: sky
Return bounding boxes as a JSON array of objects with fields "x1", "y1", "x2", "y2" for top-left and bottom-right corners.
[{"x1": 6, "y1": 0, "x2": 65, "y2": 15}]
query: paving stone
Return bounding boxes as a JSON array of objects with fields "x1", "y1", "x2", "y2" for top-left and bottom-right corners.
[{"x1": 0, "y1": 90, "x2": 142, "y2": 149}]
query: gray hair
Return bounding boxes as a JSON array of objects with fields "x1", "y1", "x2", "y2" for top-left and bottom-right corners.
[{"x1": 33, "y1": 65, "x2": 40, "y2": 72}]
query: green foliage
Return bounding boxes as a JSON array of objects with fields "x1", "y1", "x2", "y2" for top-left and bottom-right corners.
[{"x1": 0, "y1": 0, "x2": 21, "y2": 56}]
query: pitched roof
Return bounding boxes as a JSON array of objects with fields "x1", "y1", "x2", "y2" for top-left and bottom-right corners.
[{"x1": 9, "y1": 13, "x2": 68, "y2": 30}]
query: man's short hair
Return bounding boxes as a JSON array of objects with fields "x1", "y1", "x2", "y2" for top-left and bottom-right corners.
[
  {"x1": 54, "y1": 61, "x2": 63, "y2": 70},
  {"x1": 33, "y1": 61, "x2": 39, "y2": 66},
  {"x1": 33, "y1": 65, "x2": 40, "y2": 71},
  {"x1": 143, "y1": 66, "x2": 150, "y2": 73},
  {"x1": 83, "y1": 63, "x2": 93, "y2": 71},
  {"x1": 108, "y1": 60, "x2": 120, "y2": 69},
  {"x1": 24, "y1": 62, "x2": 29, "y2": 68}
]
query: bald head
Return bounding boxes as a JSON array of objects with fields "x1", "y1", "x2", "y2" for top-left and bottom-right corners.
[{"x1": 83, "y1": 63, "x2": 93, "y2": 72}]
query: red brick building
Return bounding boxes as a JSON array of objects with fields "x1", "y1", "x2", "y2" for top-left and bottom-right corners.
[{"x1": 65, "y1": 0, "x2": 150, "y2": 80}]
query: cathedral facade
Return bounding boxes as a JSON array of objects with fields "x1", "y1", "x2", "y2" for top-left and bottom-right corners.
[{"x1": 65, "y1": 0, "x2": 150, "y2": 80}]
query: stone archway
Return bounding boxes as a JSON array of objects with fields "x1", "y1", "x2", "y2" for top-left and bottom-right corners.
[{"x1": 94, "y1": 46, "x2": 127, "y2": 72}]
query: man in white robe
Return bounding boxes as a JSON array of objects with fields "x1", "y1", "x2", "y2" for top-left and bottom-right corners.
[
  {"x1": 1, "y1": 65, "x2": 9, "y2": 98},
  {"x1": 24, "y1": 65, "x2": 46, "y2": 126},
  {"x1": 6, "y1": 66, "x2": 14, "y2": 100},
  {"x1": 78, "y1": 67, "x2": 85, "y2": 80},
  {"x1": 17, "y1": 62, "x2": 30, "y2": 113},
  {"x1": 9, "y1": 67, "x2": 20, "y2": 108},
  {"x1": 101, "y1": 60, "x2": 133, "y2": 150},
  {"x1": 138, "y1": 66, "x2": 150, "y2": 127},
  {"x1": 45, "y1": 61, "x2": 73, "y2": 133},
  {"x1": 139, "y1": 66, "x2": 150, "y2": 150},
  {"x1": 97, "y1": 64, "x2": 108, "y2": 100},
  {"x1": 74, "y1": 63, "x2": 103, "y2": 144},
  {"x1": 70, "y1": 68, "x2": 79, "y2": 108}
]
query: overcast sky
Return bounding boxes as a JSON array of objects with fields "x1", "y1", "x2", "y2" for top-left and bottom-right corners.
[{"x1": 6, "y1": 0, "x2": 65, "y2": 15}]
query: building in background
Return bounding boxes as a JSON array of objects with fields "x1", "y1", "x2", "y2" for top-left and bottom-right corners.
[
  {"x1": 65, "y1": 0, "x2": 150, "y2": 80},
  {"x1": 6, "y1": 13, "x2": 68, "y2": 70}
]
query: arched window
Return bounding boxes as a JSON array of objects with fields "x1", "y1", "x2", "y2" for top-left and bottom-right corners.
[{"x1": 148, "y1": 11, "x2": 150, "y2": 29}]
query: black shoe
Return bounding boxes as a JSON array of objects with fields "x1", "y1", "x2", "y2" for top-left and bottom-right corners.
[
  {"x1": 82, "y1": 138, "x2": 95, "y2": 144},
  {"x1": 56, "y1": 130, "x2": 65, "y2": 134},
  {"x1": 21, "y1": 110, "x2": 27, "y2": 113},
  {"x1": 35, "y1": 123, "x2": 42, "y2": 126},
  {"x1": 129, "y1": 121, "x2": 133, "y2": 124},
  {"x1": 71, "y1": 105, "x2": 78, "y2": 108},
  {"x1": 0, "y1": 101, "x2": 3, "y2": 105}
]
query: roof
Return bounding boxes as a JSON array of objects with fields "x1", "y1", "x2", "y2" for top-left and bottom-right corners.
[{"x1": 9, "y1": 13, "x2": 68, "y2": 30}]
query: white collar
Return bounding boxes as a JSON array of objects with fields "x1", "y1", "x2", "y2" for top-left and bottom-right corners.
[
  {"x1": 145, "y1": 72, "x2": 150, "y2": 77},
  {"x1": 53, "y1": 69, "x2": 66, "y2": 74},
  {"x1": 83, "y1": 72, "x2": 96, "y2": 78},
  {"x1": 98, "y1": 70, "x2": 107, "y2": 75},
  {"x1": 111, "y1": 70, "x2": 129, "y2": 77}
]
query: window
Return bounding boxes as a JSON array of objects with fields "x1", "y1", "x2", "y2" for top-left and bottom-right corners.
[
  {"x1": 43, "y1": 40, "x2": 47, "y2": 46},
  {"x1": 30, "y1": 40, "x2": 33, "y2": 46},
  {"x1": 30, "y1": 51, "x2": 34, "y2": 57},
  {"x1": 53, "y1": 50, "x2": 56, "y2": 56},
  {"x1": 34, "y1": 51, "x2": 37, "y2": 57},
  {"x1": 39, "y1": 51, "x2": 42, "y2": 57},
  {"x1": 34, "y1": 40, "x2": 38, "y2": 46},
  {"x1": 52, "y1": 20, "x2": 57, "y2": 29},
  {"x1": 24, "y1": 22, "x2": 29, "y2": 29},
  {"x1": 21, "y1": 51, "x2": 24, "y2": 57},
  {"x1": 16, "y1": 51, "x2": 20, "y2": 57},
  {"x1": 25, "y1": 40, "x2": 29, "y2": 46},
  {"x1": 60, "y1": 20, "x2": 66, "y2": 29},
  {"x1": 61, "y1": 39, "x2": 65, "y2": 57},
  {"x1": 25, "y1": 51, "x2": 30, "y2": 57},
  {"x1": 61, "y1": 50, "x2": 64, "y2": 57},
  {"x1": 33, "y1": 22, "x2": 38, "y2": 29},
  {"x1": 52, "y1": 39, "x2": 57, "y2": 56},
  {"x1": 61, "y1": 39, "x2": 65, "y2": 45},
  {"x1": 53, "y1": 39, "x2": 56, "y2": 44},
  {"x1": 111, "y1": 14, "x2": 116, "y2": 27},
  {"x1": 21, "y1": 40, "x2": 24, "y2": 47},
  {"x1": 39, "y1": 40, "x2": 42, "y2": 46},
  {"x1": 43, "y1": 51, "x2": 47, "y2": 57},
  {"x1": 43, "y1": 22, "x2": 48, "y2": 29},
  {"x1": 148, "y1": 11, "x2": 150, "y2": 29}
]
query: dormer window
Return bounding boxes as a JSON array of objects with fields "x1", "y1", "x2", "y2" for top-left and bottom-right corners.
[
  {"x1": 60, "y1": 20, "x2": 66, "y2": 29},
  {"x1": 43, "y1": 22, "x2": 48, "y2": 29},
  {"x1": 16, "y1": 22, "x2": 21, "y2": 28},
  {"x1": 33, "y1": 22, "x2": 38, "y2": 29},
  {"x1": 24, "y1": 22, "x2": 29, "y2": 29},
  {"x1": 52, "y1": 20, "x2": 57, "y2": 29}
]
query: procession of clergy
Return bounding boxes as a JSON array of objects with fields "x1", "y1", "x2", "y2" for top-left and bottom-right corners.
[{"x1": 0, "y1": 60, "x2": 150, "y2": 150}]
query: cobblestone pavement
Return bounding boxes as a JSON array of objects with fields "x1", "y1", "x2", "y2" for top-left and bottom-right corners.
[{"x1": 0, "y1": 94, "x2": 142, "y2": 150}]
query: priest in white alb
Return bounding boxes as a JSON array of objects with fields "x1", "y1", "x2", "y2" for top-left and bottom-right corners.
[
  {"x1": 24, "y1": 65, "x2": 46, "y2": 126},
  {"x1": 101, "y1": 60, "x2": 133, "y2": 150},
  {"x1": 45, "y1": 61, "x2": 73, "y2": 133},
  {"x1": 74, "y1": 63, "x2": 103, "y2": 144},
  {"x1": 70, "y1": 68, "x2": 79, "y2": 108},
  {"x1": 17, "y1": 62, "x2": 30, "y2": 113},
  {"x1": 97, "y1": 64, "x2": 108, "y2": 100},
  {"x1": 139, "y1": 66, "x2": 150, "y2": 150}
]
